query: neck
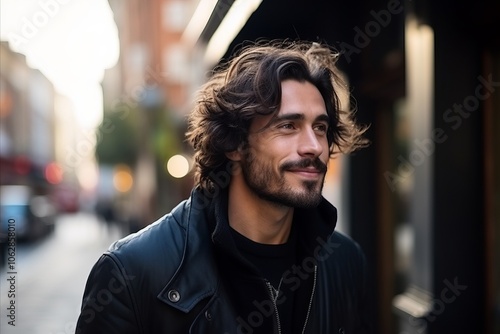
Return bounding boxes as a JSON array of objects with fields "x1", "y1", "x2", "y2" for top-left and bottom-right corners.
[{"x1": 227, "y1": 176, "x2": 294, "y2": 245}]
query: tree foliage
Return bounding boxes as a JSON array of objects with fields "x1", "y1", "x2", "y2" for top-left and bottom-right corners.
[{"x1": 95, "y1": 109, "x2": 139, "y2": 166}]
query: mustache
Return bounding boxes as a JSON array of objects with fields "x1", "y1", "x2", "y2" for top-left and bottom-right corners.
[{"x1": 280, "y1": 158, "x2": 327, "y2": 173}]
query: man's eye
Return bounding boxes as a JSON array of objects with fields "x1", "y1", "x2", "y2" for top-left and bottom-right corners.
[
  {"x1": 279, "y1": 123, "x2": 295, "y2": 130},
  {"x1": 314, "y1": 124, "x2": 328, "y2": 132}
]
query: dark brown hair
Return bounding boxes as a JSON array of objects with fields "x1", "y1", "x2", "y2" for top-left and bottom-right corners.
[{"x1": 186, "y1": 40, "x2": 368, "y2": 191}]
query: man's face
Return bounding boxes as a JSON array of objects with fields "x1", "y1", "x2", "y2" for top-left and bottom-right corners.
[{"x1": 239, "y1": 80, "x2": 330, "y2": 208}]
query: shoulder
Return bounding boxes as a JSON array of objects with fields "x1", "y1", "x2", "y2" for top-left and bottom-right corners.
[
  {"x1": 318, "y1": 230, "x2": 365, "y2": 256},
  {"x1": 106, "y1": 189, "x2": 212, "y2": 265},
  {"x1": 101, "y1": 198, "x2": 194, "y2": 289},
  {"x1": 111, "y1": 205, "x2": 185, "y2": 254},
  {"x1": 330, "y1": 231, "x2": 365, "y2": 257}
]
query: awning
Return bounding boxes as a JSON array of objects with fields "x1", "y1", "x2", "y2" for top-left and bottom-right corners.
[{"x1": 182, "y1": 0, "x2": 263, "y2": 65}]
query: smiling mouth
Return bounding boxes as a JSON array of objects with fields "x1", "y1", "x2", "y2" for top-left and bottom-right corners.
[
  {"x1": 282, "y1": 158, "x2": 327, "y2": 178},
  {"x1": 287, "y1": 168, "x2": 323, "y2": 179}
]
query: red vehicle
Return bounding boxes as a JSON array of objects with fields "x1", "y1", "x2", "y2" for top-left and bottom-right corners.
[{"x1": 51, "y1": 185, "x2": 80, "y2": 213}]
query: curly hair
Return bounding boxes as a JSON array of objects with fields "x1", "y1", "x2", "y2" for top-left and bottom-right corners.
[{"x1": 186, "y1": 40, "x2": 369, "y2": 191}]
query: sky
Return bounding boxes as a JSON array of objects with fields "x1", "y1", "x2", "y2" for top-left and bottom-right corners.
[{"x1": 0, "y1": 0, "x2": 120, "y2": 129}]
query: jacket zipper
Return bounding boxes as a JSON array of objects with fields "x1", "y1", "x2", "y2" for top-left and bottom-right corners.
[
  {"x1": 265, "y1": 280, "x2": 282, "y2": 334},
  {"x1": 301, "y1": 265, "x2": 317, "y2": 334}
]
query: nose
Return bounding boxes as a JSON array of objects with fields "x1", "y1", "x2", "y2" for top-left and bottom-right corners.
[{"x1": 297, "y1": 128, "x2": 324, "y2": 157}]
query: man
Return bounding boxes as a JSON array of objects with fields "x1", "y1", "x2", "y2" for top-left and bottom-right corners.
[{"x1": 76, "y1": 40, "x2": 370, "y2": 334}]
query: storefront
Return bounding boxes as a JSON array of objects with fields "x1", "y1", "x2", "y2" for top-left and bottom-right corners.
[{"x1": 186, "y1": 0, "x2": 500, "y2": 332}]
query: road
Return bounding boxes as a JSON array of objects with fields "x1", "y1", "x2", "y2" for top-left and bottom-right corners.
[{"x1": 0, "y1": 212, "x2": 125, "y2": 334}]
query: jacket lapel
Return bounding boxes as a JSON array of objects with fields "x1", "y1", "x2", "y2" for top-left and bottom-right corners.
[{"x1": 157, "y1": 190, "x2": 220, "y2": 313}]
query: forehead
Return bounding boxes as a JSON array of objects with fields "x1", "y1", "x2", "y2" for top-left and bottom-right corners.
[
  {"x1": 279, "y1": 80, "x2": 326, "y2": 113},
  {"x1": 250, "y1": 80, "x2": 327, "y2": 132}
]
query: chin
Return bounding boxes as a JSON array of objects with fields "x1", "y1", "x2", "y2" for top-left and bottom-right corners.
[{"x1": 281, "y1": 189, "x2": 323, "y2": 209}]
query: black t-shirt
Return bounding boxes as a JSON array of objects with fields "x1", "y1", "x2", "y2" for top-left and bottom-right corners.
[{"x1": 230, "y1": 225, "x2": 298, "y2": 334}]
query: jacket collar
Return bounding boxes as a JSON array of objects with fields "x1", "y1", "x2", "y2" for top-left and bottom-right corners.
[
  {"x1": 294, "y1": 197, "x2": 338, "y2": 256},
  {"x1": 156, "y1": 186, "x2": 338, "y2": 312},
  {"x1": 207, "y1": 186, "x2": 338, "y2": 262},
  {"x1": 157, "y1": 188, "x2": 220, "y2": 313}
]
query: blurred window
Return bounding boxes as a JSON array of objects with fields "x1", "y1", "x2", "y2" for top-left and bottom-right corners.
[
  {"x1": 162, "y1": 44, "x2": 188, "y2": 84},
  {"x1": 162, "y1": 0, "x2": 189, "y2": 32}
]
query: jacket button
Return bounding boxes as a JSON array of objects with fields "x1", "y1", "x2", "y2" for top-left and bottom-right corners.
[
  {"x1": 167, "y1": 289, "x2": 181, "y2": 303},
  {"x1": 205, "y1": 310, "x2": 212, "y2": 321}
]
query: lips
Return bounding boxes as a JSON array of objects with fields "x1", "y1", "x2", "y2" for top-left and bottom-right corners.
[
  {"x1": 287, "y1": 168, "x2": 323, "y2": 181},
  {"x1": 287, "y1": 167, "x2": 322, "y2": 174}
]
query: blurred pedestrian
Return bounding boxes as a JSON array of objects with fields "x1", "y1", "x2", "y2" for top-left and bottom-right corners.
[{"x1": 76, "y1": 40, "x2": 370, "y2": 333}]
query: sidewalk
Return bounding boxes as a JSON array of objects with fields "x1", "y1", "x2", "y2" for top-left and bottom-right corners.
[{"x1": 0, "y1": 212, "x2": 124, "y2": 334}]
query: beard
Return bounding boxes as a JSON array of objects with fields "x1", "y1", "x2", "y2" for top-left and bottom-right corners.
[{"x1": 240, "y1": 150, "x2": 327, "y2": 209}]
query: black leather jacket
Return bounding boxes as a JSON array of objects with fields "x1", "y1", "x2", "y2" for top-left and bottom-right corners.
[{"x1": 76, "y1": 188, "x2": 370, "y2": 333}]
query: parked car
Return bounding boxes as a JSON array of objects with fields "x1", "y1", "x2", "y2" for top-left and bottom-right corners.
[{"x1": 0, "y1": 185, "x2": 56, "y2": 242}]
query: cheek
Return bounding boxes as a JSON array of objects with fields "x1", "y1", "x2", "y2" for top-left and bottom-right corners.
[
  {"x1": 253, "y1": 143, "x2": 287, "y2": 172},
  {"x1": 252, "y1": 137, "x2": 287, "y2": 157}
]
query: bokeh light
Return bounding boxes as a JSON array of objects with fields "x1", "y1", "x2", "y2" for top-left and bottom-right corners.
[
  {"x1": 45, "y1": 162, "x2": 63, "y2": 184},
  {"x1": 113, "y1": 164, "x2": 133, "y2": 192},
  {"x1": 166, "y1": 154, "x2": 190, "y2": 178}
]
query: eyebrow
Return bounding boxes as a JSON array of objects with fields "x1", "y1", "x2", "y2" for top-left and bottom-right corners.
[{"x1": 271, "y1": 113, "x2": 330, "y2": 124}]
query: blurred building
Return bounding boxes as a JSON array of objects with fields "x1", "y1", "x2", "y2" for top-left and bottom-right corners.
[
  {"x1": 0, "y1": 41, "x2": 80, "y2": 210},
  {"x1": 0, "y1": 41, "x2": 53, "y2": 189},
  {"x1": 100, "y1": 0, "x2": 197, "y2": 229},
  {"x1": 102, "y1": 0, "x2": 500, "y2": 333},
  {"x1": 186, "y1": 0, "x2": 500, "y2": 333}
]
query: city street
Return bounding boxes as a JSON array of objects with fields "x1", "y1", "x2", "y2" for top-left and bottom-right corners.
[{"x1": 0, "y1": 212, "x2": 124, "y2": 334}]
